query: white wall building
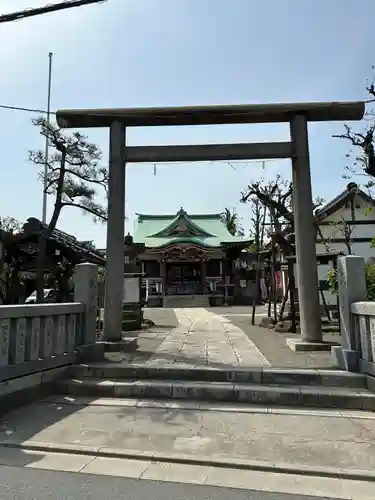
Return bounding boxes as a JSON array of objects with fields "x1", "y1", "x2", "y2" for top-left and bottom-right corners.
[
  {"x1": 277, "y1": 182, "x2": 375, "y2": 307},
  {"x1": 314, "y1": 182, "x2": 375, "y2": 304},
  {"x1": 316, "y1": 182, "x2": 375, "y2": 258}
]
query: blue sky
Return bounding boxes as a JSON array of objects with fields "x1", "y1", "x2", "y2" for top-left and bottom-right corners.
[{"x1": 0, "y1": 0, "x2": 374, "y2": 246}]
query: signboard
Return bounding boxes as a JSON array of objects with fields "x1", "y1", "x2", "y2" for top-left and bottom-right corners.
[{"x1": 123, "y1": 277, "x2": 140, "y2": 304}]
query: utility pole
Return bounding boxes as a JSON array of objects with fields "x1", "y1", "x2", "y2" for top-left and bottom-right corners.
[
  {"x1": 0, "y1": 0, "x2": 107, "y2": 24},
  {"x1": 42, "y1": 52, "x2": 53, "y2": 224}
]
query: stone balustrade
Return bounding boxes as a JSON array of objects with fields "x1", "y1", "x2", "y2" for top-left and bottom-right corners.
[
  {"x1": 0, "y1": 302, "x2": 84, "y2": 381},
  {"x1": 332, "y1": 255, "x2": 375, "y2": 380},
  {"x1": 351, "y1": 301, "x2": 375, "y2": 377},
  {"x1": 0, "y1": 263, "x2": 100, "y2": 390}
]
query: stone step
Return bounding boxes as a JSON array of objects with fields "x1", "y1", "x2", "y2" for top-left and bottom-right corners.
[
  {"x1": 162, "y1": 294, "x2": 210, "y2": 308},
  {"x1": 68, "y1": 364, "x2": 367, "y2": 389},
  {"x1": 56, "y1": 378, "x2": 375, "y2": 411},
  {"x1": 164, "y1": 299, "x2": 209, "y2": 303},
  {"x1": 97, "y1": 338, "x2": 138, "y2": 353}
]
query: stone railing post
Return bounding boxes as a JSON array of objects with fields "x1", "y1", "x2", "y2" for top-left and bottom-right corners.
[
  {"x1": 74, "y1": 263, "x2": 98, "y2": 345},
  {"x1": 332, "y1": 255, "x2": 367, "y2": 371}
]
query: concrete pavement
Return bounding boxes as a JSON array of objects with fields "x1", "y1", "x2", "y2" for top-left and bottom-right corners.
[
  {"x1": 1, "y1": 306, "x2": 368, "y2": 499},
  {"x1": 0, "y1": 448, "x2": 373, "y2": 499},
  {"x1": 0, "y1": 464, "x2": 351, "y2": 500},
  {"x1": 1, "y1": 397, "x2": 375, "y2": 479}
]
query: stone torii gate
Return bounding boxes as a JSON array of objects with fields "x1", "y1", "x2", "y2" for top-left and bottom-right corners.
[{"x1": 56, "y1": 101, "x2": 365, "y2": 348}]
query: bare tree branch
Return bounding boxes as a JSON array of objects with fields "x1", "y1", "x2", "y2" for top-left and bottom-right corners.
[
  {"x1": 334, "y1": 70, "x2": 375, "y2": 183},
  {"x1": 241, "y1": 174, "x2": 325, "y2": 255}
]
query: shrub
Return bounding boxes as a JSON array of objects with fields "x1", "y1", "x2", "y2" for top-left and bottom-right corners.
[
  {"x1": 365, "y1": 263, "x2": 375, "y2": 301},
  {"x1": 327, "y1": 267, "x2": 338, "y2": 295},
  {"x1": 327, "y1": 263, "x2": 375, "y2": 301}
]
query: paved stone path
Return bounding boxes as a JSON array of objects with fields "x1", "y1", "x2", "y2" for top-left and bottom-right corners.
[
  {"x1": 111, "y1": 306, "x2": 337, "y2": 369},
  {"x1": 145, "y1": 308, "x2": 270, "y2": 368}
]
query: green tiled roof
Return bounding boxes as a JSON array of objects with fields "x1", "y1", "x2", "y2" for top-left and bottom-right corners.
[{"x1": 133, "y1": 208, "x2": 250, "y2": 249}]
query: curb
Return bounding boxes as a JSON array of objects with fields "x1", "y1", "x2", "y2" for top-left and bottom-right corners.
[{"x1": 1, "y1": 440, "x2": 375, "y2": 483}]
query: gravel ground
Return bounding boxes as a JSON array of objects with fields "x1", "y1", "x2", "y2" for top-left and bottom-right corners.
[{"x1": 223, "y1": 314, "x2": 339, "y2": 369}]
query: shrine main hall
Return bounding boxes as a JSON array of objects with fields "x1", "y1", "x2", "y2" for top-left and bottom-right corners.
[{"x1": 130, "y1": 208, "x2": 251, "y2": 306}]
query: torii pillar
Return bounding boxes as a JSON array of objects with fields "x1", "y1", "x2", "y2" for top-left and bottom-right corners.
[{"x1": 103, "y1": 121, "x2": 126, "y2": 341}]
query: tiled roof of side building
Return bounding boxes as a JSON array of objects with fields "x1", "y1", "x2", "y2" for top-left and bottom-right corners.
[{"x1": 315, "y1": 182, "x2": 375, "y2": 220}]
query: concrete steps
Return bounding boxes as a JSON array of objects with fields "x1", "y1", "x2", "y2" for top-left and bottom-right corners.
[
  {"x1": 162, "y1": 294, "x2": 210, "y2": 308},
  {"x1": 56, "y1": 364, "x2": 375, "y2": 411},
  {"x1": 68, "y1": 364, "x2": 367, "y2": 387},
  {"x1": 56, "y1": 378, "x2": 375, "y2": 411}
]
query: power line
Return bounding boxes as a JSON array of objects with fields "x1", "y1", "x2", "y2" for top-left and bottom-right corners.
[
  {"x1": 143, "y1": 159, "x2": 284, "y2": 167},
  {"x1": 0, "y1": 0, "x2": 107, "y2": 24},
  {"x1": 0, "y1": 101, "x2": 292, "y2": 176},
  {"x1": 148, "y1": 159, "x2": 286, "y2": 177},
  {"x1": 0, "y1": 102, "x2": 289, "y2": 166},
  {"x1": 0, "y1": 103, "x2": 55, "y2": 114}
]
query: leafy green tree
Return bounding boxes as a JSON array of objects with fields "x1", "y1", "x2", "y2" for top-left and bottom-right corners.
[
  {"x1": 222, "y1": 208, "x2": 244, "y2": 236},
  {"x1": 0, "y1": 216, "x2": 23, "y2": 233},
  {"x1": 29, "y1": 117, "x2": 109, "y2": 301},
  {"x1": 0, "y1": 216, "x2": 24, "y2": 304},
  {"x1": 29, "y1": 117, "x2": 108, "y2": 233},
  {"x1": 328, "y1": 263, "x2": 375, "y2": 301},
  {"x1": 365, "y1": 262, "x2": 375, "y2": 300}
]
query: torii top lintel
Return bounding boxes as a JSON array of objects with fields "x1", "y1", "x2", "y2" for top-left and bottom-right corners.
[{"x1": 56, "y1": 101, "x2": 365, "y2": 129}]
